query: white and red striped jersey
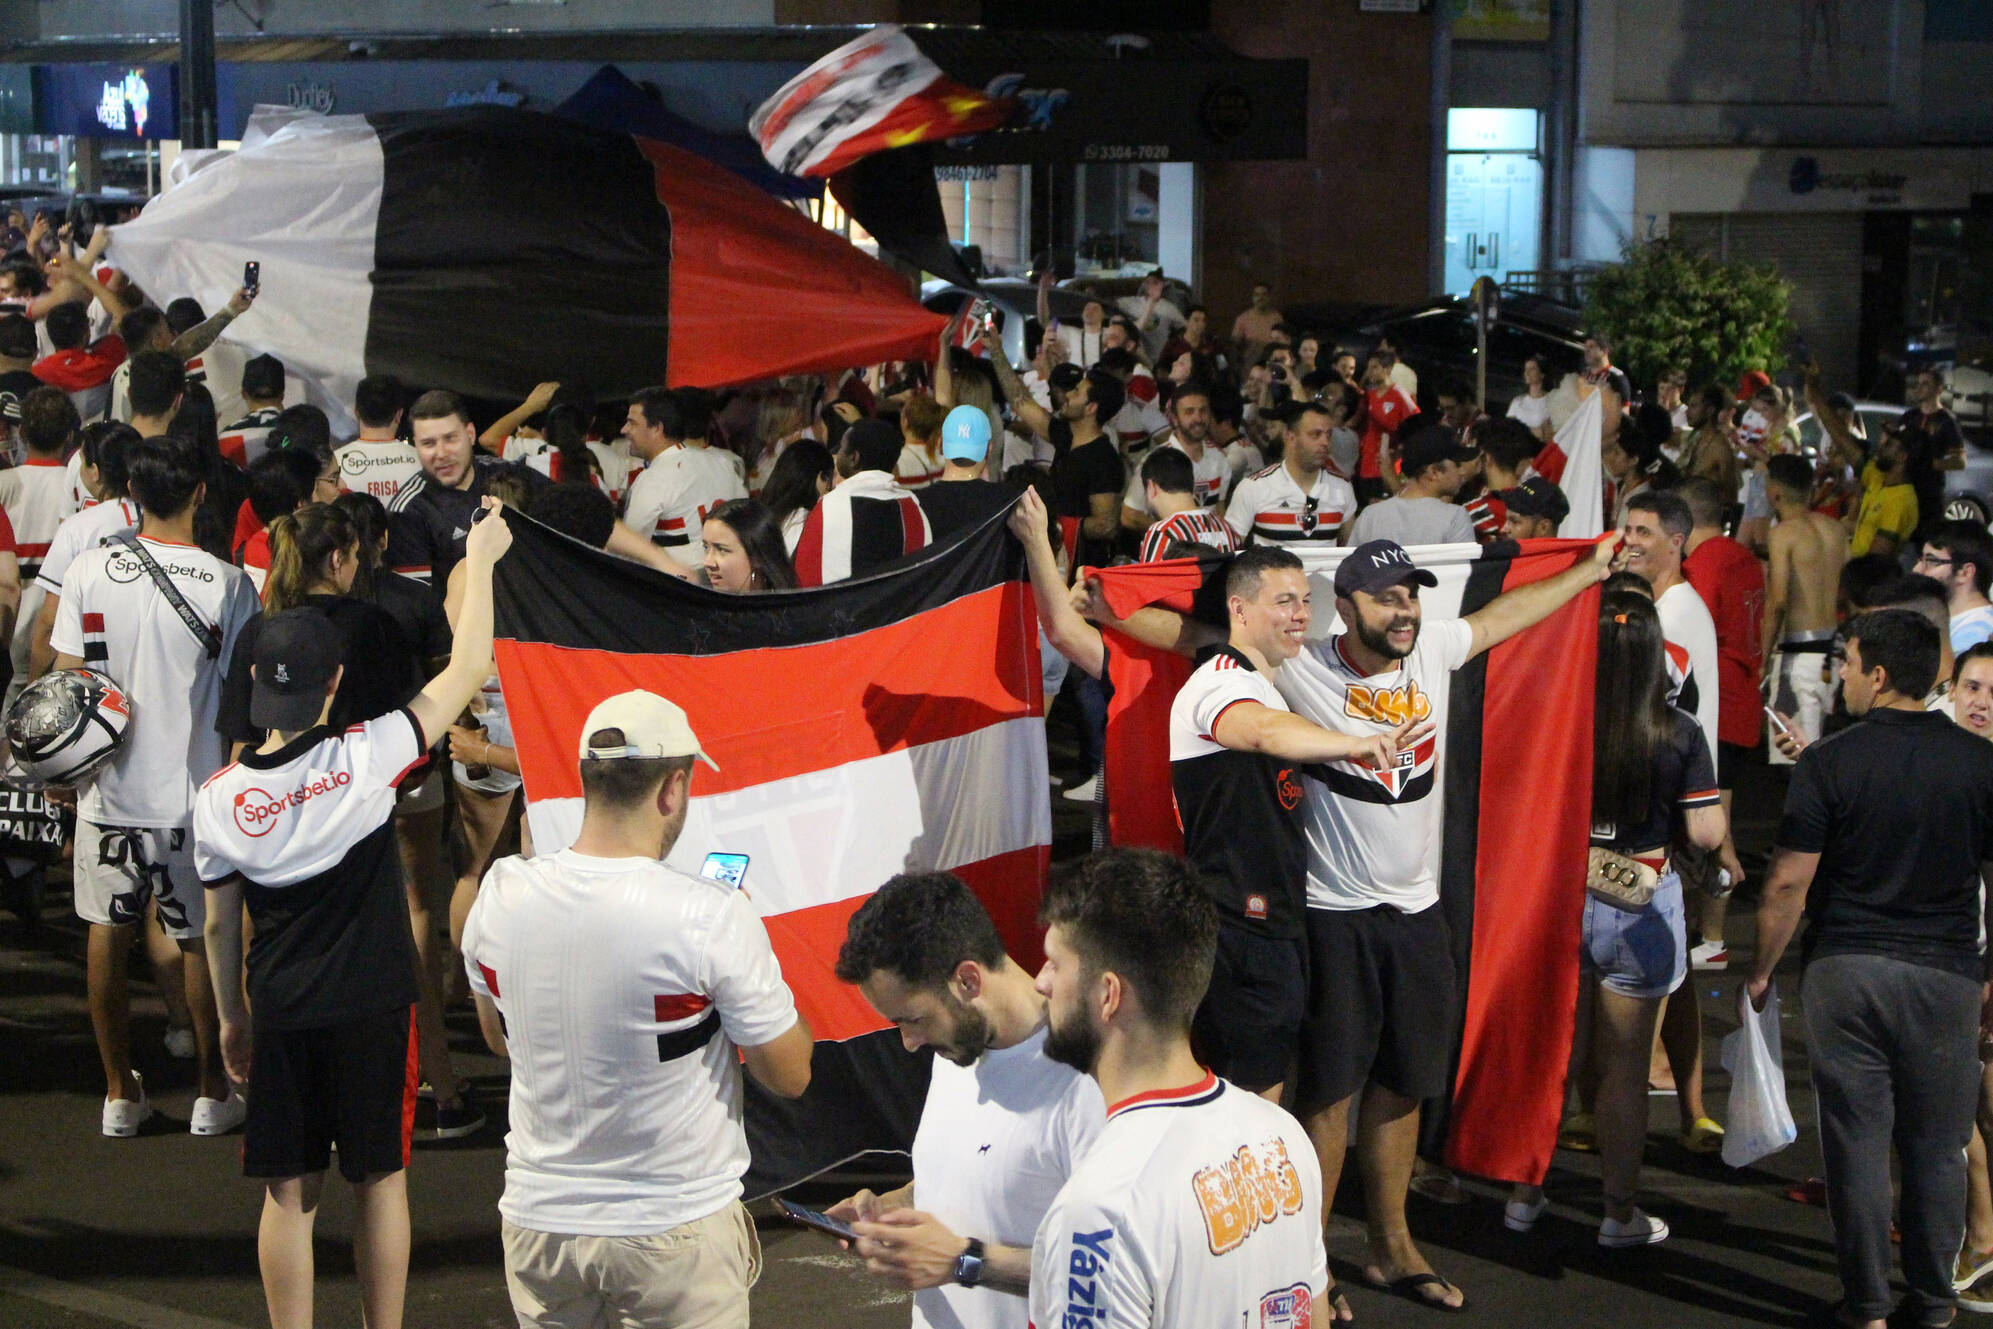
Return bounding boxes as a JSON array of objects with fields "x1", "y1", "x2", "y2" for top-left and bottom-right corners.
[
  {"x1": 1139, "y1": 508, "x2": 1240, "y2": 563},
  {"x1": 1223, "y1": 462, "x2": 1356, "y2": 547},
  {"x1": 0, "y1": 456, "x2": 78, "y2": 677},
  {"x1": 623, "y1": 444, "x2": 747, "y2": 564},
  {"x1": 462, "y1": 849, "x2": 800, "y2": 1236},
  {"x1": 1122, "y1": 436, "x2": 1230, "y2": 517},
  {"x1": 895, "y1": 441, "x2": 945, "y2": 491},
  {"x1": 1462, "y1": 491, "x2": 1507, "y2": 543},
  {"x1": 1029, "y1": 1073, "x2": 1327, "y2": 1329}
]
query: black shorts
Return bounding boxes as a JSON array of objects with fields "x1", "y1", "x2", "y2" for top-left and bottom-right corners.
[
  {"x1": 244, "y1": 1006, "x2": 417, "y2": 1184},
  {"x1": 1191, "y1": 927, "x2": 1308, "y2": 1092},
  {"x1": 1716, "y1": 740, "x2": 1754, "y2": 788},
  {"x1": 1296, "y1": 904, "x2": 1457, "y2": 1110}
]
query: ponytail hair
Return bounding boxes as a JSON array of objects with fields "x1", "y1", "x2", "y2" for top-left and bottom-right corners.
[
  {"x1": 265, "y1": 503, "x2": 358, "y2": 611},
  {"x1": 543, "y1": 402, "x2": 600, "y2": 486}
]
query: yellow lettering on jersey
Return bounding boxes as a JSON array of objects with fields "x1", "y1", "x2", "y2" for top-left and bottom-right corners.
[
  {"x1": 1344, "y1": 681, "x2": 1432, "y2": 727},
  {"x1": 1194, "y1": 1138, "x2": 1307, "y2": 1255}
]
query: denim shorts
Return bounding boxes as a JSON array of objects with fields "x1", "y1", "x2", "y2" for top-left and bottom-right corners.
[{"x1": 1580, "y1": 872, "x2": 1687, "y2": 999}]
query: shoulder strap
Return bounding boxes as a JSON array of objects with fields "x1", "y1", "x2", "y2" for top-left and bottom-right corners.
[{"x1": 107, "y1": 532, "x2": 223, "y2": 660}]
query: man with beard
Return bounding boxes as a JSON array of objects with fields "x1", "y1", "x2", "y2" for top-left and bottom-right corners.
[
  {"x1": 1084, "y1": 534, "x2": 1614, "y2": 1311},
  {"x1": 831, "y1": 872, "x2": 1103, "y2": 1329},
  {"x1": 1120, "y1": 382, "x2": 1230, "y2": 532},
  {"x1": 985, "y1": 349, "x2": 1124, "y2": 572},
  {"x1": 1029, "y1": 847, "x2": 1329, "y2": 1327},
  {"x1": 1225, "y1": 401, "x2": 1358, "y2": 548}
]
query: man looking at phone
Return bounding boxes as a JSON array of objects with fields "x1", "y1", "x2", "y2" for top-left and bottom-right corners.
[
  {"x1": 460, "y1": 688, "x2": 815, "y2": 1329},
  {"x1": 829, "y1": 872, "x2": 1104, "y2": 1328}
]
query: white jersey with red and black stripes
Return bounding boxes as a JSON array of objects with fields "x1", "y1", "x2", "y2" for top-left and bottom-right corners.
[
  {"x1": 623, "y1": 443, "x2": 747, "y2": 563},
  {"x1": 1139, "y1": 508, "x2": 1240, "y2": 563},
  {"x1": 1029, "y1": 1073, "x2": 1327, "y2": 1329},
  {"x1": 1223, "y1": 462, "x2": 1356, "y2": 547},
  {"x1": 462, "y1": 848, "x2": 800, "y2": 1236}
]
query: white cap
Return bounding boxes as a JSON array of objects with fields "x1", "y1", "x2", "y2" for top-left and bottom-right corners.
[{"x1": 578, "y1": 690, "x2": 719, "y2": 771}]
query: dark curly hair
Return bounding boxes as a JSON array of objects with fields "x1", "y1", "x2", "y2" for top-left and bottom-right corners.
[{"x1": 835, "y1": 872, "x2": 1007, "y2": 989}]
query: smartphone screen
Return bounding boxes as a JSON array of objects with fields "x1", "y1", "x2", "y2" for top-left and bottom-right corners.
[
  {"x1": 1763, "y1": 705, "x2": 1791, "y2": 736},
  {"x1": 243, "y1": 260, "x2": 260, "y2": 292},
  {"x1": 776, "y1": 1197, "x2": 858, "y2": 1242},
  {"x1": 700, "y1": 851, "x2": 749, "y2": 888}
]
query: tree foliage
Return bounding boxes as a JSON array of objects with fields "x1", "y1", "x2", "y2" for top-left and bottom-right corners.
[{"x1": 1583, "y1": 238, "x2": 1795, "y2": 391}]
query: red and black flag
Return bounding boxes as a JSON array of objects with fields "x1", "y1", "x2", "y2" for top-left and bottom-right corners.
[
  {"x1": 107, "y1": 106, "x2": 946, "y2": 433},
  {"x1": 1090, "y1": 539, "x2": 1599, "y2": 1186},
  {"x1": 489, "y1": 504, "x2": 1049, "y2": 1192}
]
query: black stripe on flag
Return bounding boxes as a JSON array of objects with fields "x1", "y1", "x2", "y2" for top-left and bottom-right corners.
[
  {"x1": 493, "y1": 500, "x2": 1023, "y2": 656},
  {"x1": 363, "y1": 107, "x2": 673, "y2": 400}
]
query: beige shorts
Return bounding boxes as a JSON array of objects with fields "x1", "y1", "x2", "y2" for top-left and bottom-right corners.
[{"x1": 501, "y1": 1202, "x2": 762, "y2": 1329}]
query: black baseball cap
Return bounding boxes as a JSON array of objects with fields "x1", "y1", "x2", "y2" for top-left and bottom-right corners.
[
  {"x1": 1334, "y1": 539, "x2": 1439, "y2": 599},
  {"x1": 0, "y1": 313, "x2": 36, "y2": 361},
  {"x1": 1048, "y1": 363, "x2": 1085, "y2": 394},
  {"x1": 1500, "y1": 475, "x2": 1570, "y2": 525},
  {"x1": 251, "y1": 609, "x2": 343, "y2": 732},
  {"x1": 1397, "y1": 428, "x2": 1478, "y2": 478}
]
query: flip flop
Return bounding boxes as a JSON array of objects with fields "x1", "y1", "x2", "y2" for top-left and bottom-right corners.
[
  {"x1": 1323, "y1": 1285, "x2": 1355, "y2": 1323},
  {"x1": 1362, "y1": 1270, "x2": 1468, "y2": 1313}
]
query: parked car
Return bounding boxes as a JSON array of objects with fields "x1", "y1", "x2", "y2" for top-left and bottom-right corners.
[
  {"x1": 920, "y1": 278, "x2": 1098, "y2": 368},
  {"x1": 1794, "y1": 400, "x2": 1993, "y2": 526},
  {"x1": 1339, "y1": 292, "x2": 1590, "y2": 413}
]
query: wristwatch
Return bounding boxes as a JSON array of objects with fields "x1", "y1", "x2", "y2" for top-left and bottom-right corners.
[{"x1": 953, "y1": 1237, "x2": 986, "y2": 1288}]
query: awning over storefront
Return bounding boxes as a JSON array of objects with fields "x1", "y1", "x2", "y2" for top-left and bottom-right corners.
[{"x1": 3, "y1": 26, "x2": 1305, "y2": 163}]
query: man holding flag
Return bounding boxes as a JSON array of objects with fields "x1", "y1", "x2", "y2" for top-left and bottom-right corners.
[{"x1": 1096, "y1": 532, "x2": 1616, "y2": 1311}]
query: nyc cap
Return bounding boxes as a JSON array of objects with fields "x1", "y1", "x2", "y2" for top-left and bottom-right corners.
[
  {"x1": 1334, "y1": 539, "x2": 1439, "y2": 599},
  {"x1": 942, "y1": 405, "x2": 991, "y2": 463},
  {"x1": 251, "y1": 608, "x2": 344, "y2": 732},
  {"x1": 580, "y1": 690, "x2": 719, "y2": 771}
]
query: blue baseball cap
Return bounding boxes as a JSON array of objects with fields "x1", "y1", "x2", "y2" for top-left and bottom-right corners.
[{"x1": 942, "y1": 405, "x2": 991, "y2": 463}]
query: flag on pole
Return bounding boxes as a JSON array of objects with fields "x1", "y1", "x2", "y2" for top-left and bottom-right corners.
[
  {"x1": 1537, "y1": 388, "x2": 1606, "y2": 539},
  {"x1": 1089, "y1": 539, "x2": 1599, "y2": 1185},
  {"x1": 108, "y1": 106, "x2": 945, "y2": 433},
  {"x1": 751, "y1": 25, "x2": 1014, "y2": 179},
  {"x1": 490, "y1": 503, "x2": 1049, "y2": 1191}
]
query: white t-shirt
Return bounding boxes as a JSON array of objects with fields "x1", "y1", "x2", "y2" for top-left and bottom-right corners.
[
  {"x1": 512, "y1": 437, "x2": 638, "y2": 504},
  {"x1": 1225, "y1": 463, "x2": 1357, "y2": 547},
  {"x1": 462, "y1": 849, "x2": 800, "y2": 1236},
  {"x1": 1222, "y1": 438, "x2": 1265, "y2": 484},
  {"x1": 335, "y1": 439, "x2": 423, "y2": 502},
  {"x1": 895, "y1": 442, "x2": 945, "y2": 491},
  {"x1": 1507, "y1": 393, "x2": 1552, "y2": 433},
  {"x1": 0, "y1": 457, "x2": 79, "y2": 677},
  {"x1": 1123, "y1": 436, "x2": 1230, "y2": 516},
  {"x1": 51, "y1": 535, "x2": 260, "y2": 828},
  {"x1": 65, "y1": 448, "x2": 88, "y2": 510},
  {"x1": 1029, "y1": 1074, "x2": 1326, "y2": 1329},
  {"x1": 36, "y1": 496, "x2": 141, "y2": 597},
  {"x1": 911, "y1": 1026, "x2": 1104, "y2": 1329},
  {"x1": 1655, "y1": 579, "x2": 1720, "y2": 761},
  {"x1": 1274, "y1": 619, "x2": 1475, "y2": 912},
  {"x1": 1953, "y1": 604, "x2": 1993, "y2": 654},
  {"x1": 623, "y1": 444, "x2": 748, "y2": 563}
]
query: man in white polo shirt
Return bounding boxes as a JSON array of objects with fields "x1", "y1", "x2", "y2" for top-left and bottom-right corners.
[
  {"x1": 622, "y1": 386, "x2": 747, "y2": 568},
  {"x1": 829, "y1": 871, "x2": 1104, "y2": 1328},
  {"x1": 1030, "y1": 847, "x2": 1328, "y2": 1327},
  {"x1": 462, "y1": 689, "x2": 815, "y2": 1329}
]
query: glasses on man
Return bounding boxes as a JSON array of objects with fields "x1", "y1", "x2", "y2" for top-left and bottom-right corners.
[{"x1": 1913, "y1": 552, "x2": 1955, "y2": 573}]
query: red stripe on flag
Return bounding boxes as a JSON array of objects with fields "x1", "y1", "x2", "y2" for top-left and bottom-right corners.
[
  {"x1": 1443, "y1": 542, "x2": 1597, "y2": 1185},
  {"x1": 497, "y1": 581, "x2": 1039, "y2": 801},
  {"x1": 764, "y1": 844, "x2": 1048, "y2": 1042}
]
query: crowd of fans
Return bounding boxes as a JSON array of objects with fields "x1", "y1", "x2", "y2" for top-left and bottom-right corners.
[{"x1": 2, "y1": 209, "x2": 1991, "y2": 1329}]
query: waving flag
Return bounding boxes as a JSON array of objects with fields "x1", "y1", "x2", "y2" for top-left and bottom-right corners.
[
  {"x1": 1535, "y1": 388, "x2": 1606, "y2": 539},
  {"x1": 108, "y1": 106, "x2": 945, "y2": 433},
  {"x1": 491, "y1": 503, "x2": 1048, "y2": 1192},
  {"x1": 751, "y1": 25, "x2": 1014, "y2": 179},
  {"x1": 1091, "y1": 539, "x2": 1599, "y2": 1186}
]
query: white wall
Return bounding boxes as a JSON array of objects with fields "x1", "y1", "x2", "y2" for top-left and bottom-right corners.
[
  {"x1": 1572, "y1": 146, "x2": 1635, "y2": 263},
  {"x1": 1156, "y1": 163, "x2": 1199, "y2": 291}
]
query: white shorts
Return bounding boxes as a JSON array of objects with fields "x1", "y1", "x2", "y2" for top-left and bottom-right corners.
[
  {"x1": 1768, "y1": 645, "x2": 1836, "y2": 767},
  {"x1": 73, "y1": 819, "x2": 204, "y2": 938}
]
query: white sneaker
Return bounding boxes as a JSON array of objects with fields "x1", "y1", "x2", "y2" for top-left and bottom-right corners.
[
  {"x1": 1598, "y1": 1208, "x2": 1670, "y2": 1248},
  {"x1": 163, "y1": 1026, "x2": 196, "y2": 1059},
  {"x1": 101, "y1": 1073, "x2": 151, "y2": 1138},
  {"x1": 1504, "y1": 1194, "x2": 1548, "y2": 1232},
  {"x1": 1689, "y1": 939, "x2": 1728, "y2": 970},
  {"x1": 190, "y1": 1091, "x2": 247, "y2": 1136},
  {"x1": 1062, "y1": 775, "x2": 1099, "y2": 803}
]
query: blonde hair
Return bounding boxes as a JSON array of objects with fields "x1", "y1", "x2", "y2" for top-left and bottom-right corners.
[{"x1": 264, "y1": 503, "x2": 357, "y2": 612}]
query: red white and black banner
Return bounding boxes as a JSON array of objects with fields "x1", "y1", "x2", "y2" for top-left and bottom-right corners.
[
  {"x1": 107, "y1": 106, "x2": 945, "y2": 433},
  {"x1": 490, "y1": 503, "x2": 1047, "y2": 1192},
  {"x1": 1090, "y1": 539, "x2": 1599, "y2": 1186}
]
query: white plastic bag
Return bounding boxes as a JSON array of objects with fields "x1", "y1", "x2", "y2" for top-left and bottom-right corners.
[{"x1": 1720, "y1": 986, "x2": 1799, "y2": 1167}]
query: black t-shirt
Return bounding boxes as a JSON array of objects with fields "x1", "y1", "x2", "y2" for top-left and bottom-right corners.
[
  {"x1": 385, "y1": 453, "x2": 545, "y2": 596},
  {"x1": 1590, "y1": 708, "x2": 1719, "y2": 853},
  {"x1": 1169, "y1": 645, "x2": 1307, "y2": 937},
  {"x1": 916, "y1": 479, "x2": 1015, "y2": 543},
  {"x1": 1777, "y1": 707, "x2": 1993, "y2": 979},
  {"x1": 1900, "y1": 406, "x2": 1963, "y2": 531},
  {"x1": 366, "y1": 568, "x2": 452, "y2": 666},
  {"x1": 1048, "y1": 427, "x2": 1124, "y2": 569},
  {"x1": 217, "y1": 596, "x2": 418, "y2": 745}
]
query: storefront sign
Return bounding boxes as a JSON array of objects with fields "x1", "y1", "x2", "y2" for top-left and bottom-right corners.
[{"x1": 286, "y1": 79, "x2": 336, "y2": 113}]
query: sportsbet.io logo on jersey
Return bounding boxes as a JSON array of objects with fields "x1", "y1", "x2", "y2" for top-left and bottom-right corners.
[
  {"x1": 105, "y1": 550, "x2": 216, "y2": 586},
  {"x1": 233, "y1": 772, "x2": 352, "y2": 837}
]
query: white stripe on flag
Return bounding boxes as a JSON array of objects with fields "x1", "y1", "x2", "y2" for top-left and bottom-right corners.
[
  {"x1": 750, "y1": 26, "x2": 943, "y2": 176},
  {"x1": 107, "y1": 110, "x2": 383, "y2": 436},
  {"x1": 1554, "y1": 390, "x2": 1605, "y2": 539},
  {"x1": 525, "y1": 715, "x2": 1051, "y2": 916}
]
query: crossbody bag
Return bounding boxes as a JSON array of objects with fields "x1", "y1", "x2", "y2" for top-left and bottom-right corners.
[{"x1": 108, "y1": 532, "x2": 222, "y2": 660}]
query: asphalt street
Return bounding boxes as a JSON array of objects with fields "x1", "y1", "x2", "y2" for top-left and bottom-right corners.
[{"x1": 0, "y1": 750, "x2": 1897, "y2": 1328}]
